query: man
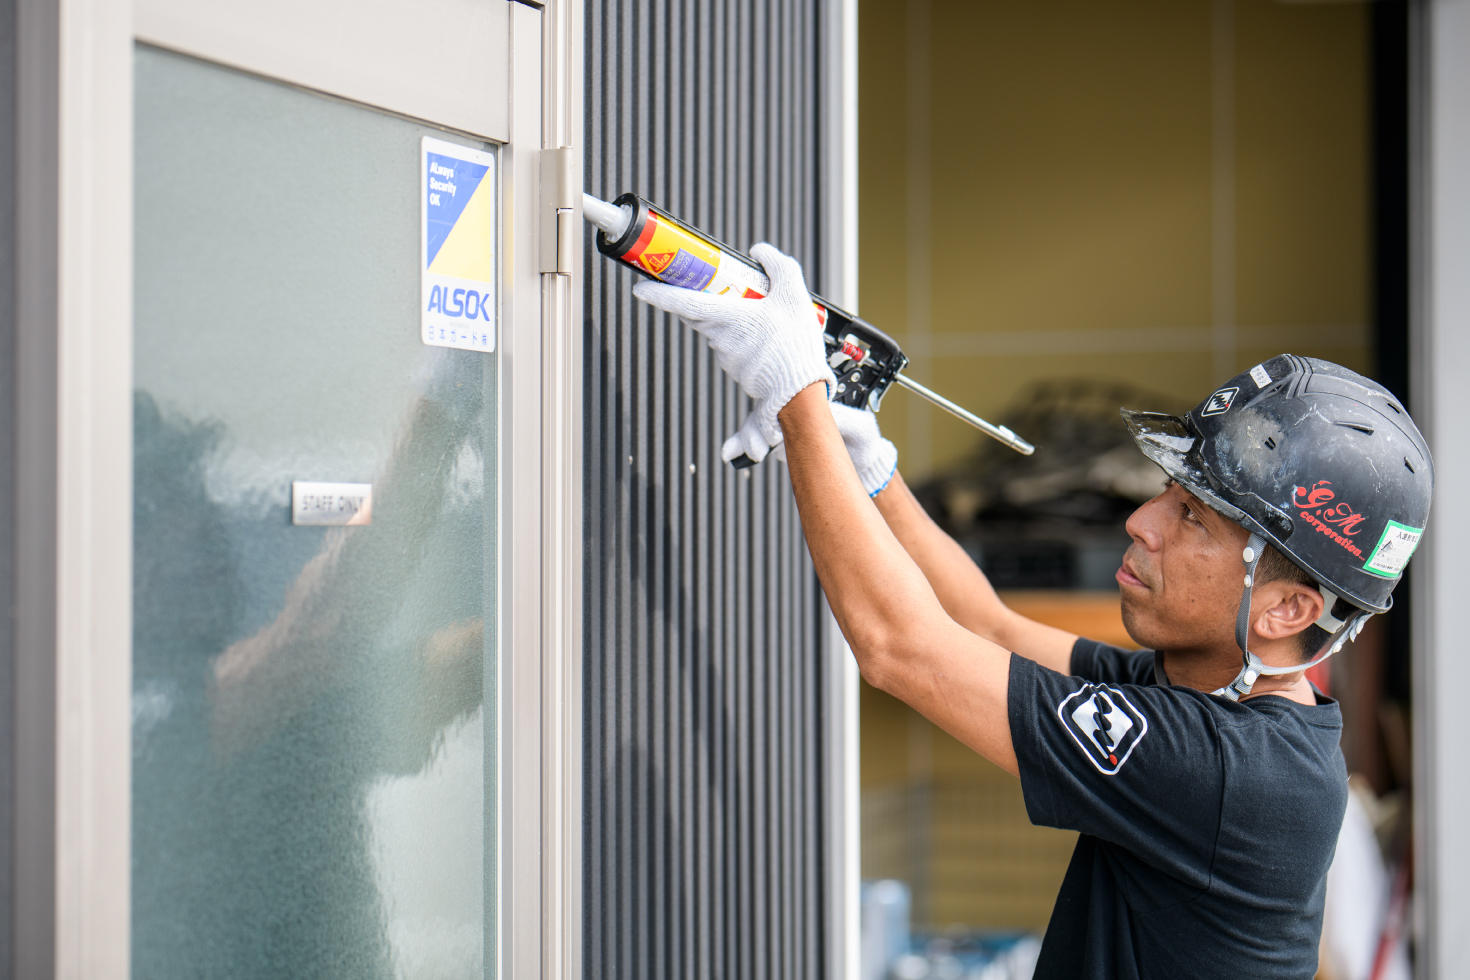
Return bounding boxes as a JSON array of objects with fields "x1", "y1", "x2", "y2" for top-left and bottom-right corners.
[{"x1": 633, "y1": 244, "x2": 1433, "y2": 979}]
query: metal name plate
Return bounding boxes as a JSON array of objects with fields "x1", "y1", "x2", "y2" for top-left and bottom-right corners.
[{"x1": 291, "y1": 482, "x2": 372, "y2": 526}]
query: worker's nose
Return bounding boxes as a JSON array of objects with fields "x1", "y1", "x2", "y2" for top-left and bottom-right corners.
[{"x1": 1125, "y1": 495, "x2": 1166, "y2": 552}]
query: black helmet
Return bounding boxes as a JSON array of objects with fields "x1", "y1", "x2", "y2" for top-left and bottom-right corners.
[{"x1": 1122, "y1": 355, "x2": 1433, "y2": 697}]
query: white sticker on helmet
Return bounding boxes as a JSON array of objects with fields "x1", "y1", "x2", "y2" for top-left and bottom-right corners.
[
  {"x1": 1250, "y1": 364, "x2": 1272, "y2": 388},
  {"x1": 1363, "y1": 520, "x2": 1423, "y2": 578}
]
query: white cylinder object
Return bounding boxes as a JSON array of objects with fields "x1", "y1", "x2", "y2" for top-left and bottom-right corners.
[{"x1": 583, "y1": 192, "x2": 632, "y2": 239}]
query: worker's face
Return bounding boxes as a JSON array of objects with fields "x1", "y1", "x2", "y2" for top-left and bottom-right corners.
[{"x1": 1117, "y1": 480, "x2": 1249, "y2": 653}]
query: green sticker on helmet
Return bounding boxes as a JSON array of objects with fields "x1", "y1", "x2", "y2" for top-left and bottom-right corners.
[{"x1": 1363, "y1": 520, "x2": 1423, "y2": 579}]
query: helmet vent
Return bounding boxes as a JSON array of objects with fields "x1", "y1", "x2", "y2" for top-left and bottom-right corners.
[
  {"x1": 1335, "y1": 421, "x2": 1375, "y2": 435},
  {"x1": 1405, "y1": 457, "x2": 1416, "y2": 473},
  {"x1": 1264, "y1": 437, "x2": 1277, "y2": 450}
]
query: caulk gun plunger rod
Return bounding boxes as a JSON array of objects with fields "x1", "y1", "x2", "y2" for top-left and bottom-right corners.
[
  {"x1": 583, "y1": 193, "x2": 632, "y2": 239},
  {"x1": 892, "y1": 374, "x2": 1036, "y2": 455}
]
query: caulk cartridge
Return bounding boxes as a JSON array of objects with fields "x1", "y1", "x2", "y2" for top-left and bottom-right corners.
[{"x1": 584, "y1": 192, "x2": 1035, "y2": 464}]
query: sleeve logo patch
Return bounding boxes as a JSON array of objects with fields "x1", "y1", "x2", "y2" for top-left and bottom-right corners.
[{"x1": 1057, "y1": 685, "x2": 1150, "y2": 775}]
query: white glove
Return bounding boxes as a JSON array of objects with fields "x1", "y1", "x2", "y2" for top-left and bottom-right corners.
[
  {"x1": 721, "y1": 411, "x2": 779, "y2": 465},
  {"x1": 822, "y1": 402, "x2": 899, "y2": 496},
  {"x1": 726, "y1": 400, "x2": 898, "y2": 497},
  {"x1": 633, "y1": 243, "x2": 836, "y2": 445}
]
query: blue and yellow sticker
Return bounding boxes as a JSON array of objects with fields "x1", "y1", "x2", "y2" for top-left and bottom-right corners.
[{"x1": 421, "y1": 137, "x2": 496, "y2": 352}]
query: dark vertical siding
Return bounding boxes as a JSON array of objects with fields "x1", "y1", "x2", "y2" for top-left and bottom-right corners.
[{"x1": 583, "y1": 2, "x2": 830, "y2": 978}]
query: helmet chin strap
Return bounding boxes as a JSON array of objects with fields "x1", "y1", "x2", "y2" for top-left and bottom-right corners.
[{"x1": 1214, "y1": 533, "x2": 1372, "y2": 701}]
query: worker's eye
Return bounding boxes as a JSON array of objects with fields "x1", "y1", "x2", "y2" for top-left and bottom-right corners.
[{"x1": 1181, "y1": 502, "x2": 1202, "y2": 525}]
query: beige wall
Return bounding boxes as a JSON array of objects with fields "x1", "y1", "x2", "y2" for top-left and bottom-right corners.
[
  {"x1": 859, "y1": 0, "x2": 1370, "y2": 481},
  {"x1": 858, "y1": 0, "x2": 1372, "y2": 934}
]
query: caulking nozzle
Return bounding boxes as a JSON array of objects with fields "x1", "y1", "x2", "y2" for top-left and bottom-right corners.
[{"x1": 583, "y1": 193, "x2": 632, "y2": 239}]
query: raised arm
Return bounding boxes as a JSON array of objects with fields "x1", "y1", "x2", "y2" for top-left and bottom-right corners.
[
  {"x1": 629, "y1": 245, "x2": 1031, "y2": 774},
  {"x1": 779, "y1": 384, "x2": 1020, "y2": 775},
  {"x1": 872, "y1": 471, "x2": 1078, "y2": 674},
  {"x1": 802, "y1": 391, "x2": 1076, "y2": 673}
]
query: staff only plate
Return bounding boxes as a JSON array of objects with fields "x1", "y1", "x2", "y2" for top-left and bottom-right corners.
[{"x1": 421, "y1": 137, "x2": 497, "y2": 352}]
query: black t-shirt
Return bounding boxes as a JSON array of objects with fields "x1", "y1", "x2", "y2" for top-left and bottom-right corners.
[{"x1": 1009, "y1": 638, "x2": 1347, "y2": 980}]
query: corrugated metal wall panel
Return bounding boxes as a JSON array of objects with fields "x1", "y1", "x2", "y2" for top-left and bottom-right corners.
[{"x1": 583, "y1": 2, "x2": 832, "y2": 977}]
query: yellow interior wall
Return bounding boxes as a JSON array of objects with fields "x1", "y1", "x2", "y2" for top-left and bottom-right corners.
[
  {"x1": 858, "y1": 0, "x2": 1369, "y2": 481},
  {"x1": 857, "y1": 0, "x2": 1369, "y2": 935}
]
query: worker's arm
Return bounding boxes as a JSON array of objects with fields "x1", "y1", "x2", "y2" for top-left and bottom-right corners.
[
  {"x1": 631, "y1": 244, "x2": 1029, "y2": 773},
  {"x1": 872, "y1": 471, "x2": 1078, "y2": 675},
  {"x1": 811, "y1": 398, "x2": 1077, "y2": 673},
  {"x1": 780, "y1": 383, "x2": 1020, "y2": 776}
]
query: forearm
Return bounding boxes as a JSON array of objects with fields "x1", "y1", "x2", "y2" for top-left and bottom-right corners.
[
  {"x1": 871, "y1": 471, "x2": 1078, "y2": 675},
  {"x1": 872, "y1": 473, "x2": 1018, "y2": 641},
  {"x1": 779, "y1": 384, "x2": 1018, "y2": 774}
]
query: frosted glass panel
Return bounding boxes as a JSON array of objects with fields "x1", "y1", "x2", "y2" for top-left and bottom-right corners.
[{"x1": 132, "y1": 45, "x2": 496, "y2": 980}]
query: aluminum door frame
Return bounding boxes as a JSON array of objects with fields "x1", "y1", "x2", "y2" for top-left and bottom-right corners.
[
  {"x1": 1413, "y1": 2, "x2": 1470, "y2": 977},
  {"x1": 823, "y1": 3, "x2": 862, "y2": 976},
  {"x1": 10, "y1": 0, "x2": 583, "y2": 977}
]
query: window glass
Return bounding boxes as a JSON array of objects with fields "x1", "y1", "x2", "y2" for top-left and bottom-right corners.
[{"x1": 133, "y1": 44, "x2": 497, "y2": 980}]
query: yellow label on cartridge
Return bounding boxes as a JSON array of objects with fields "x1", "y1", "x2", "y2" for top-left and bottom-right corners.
[
  {"x1": 617, "y1": 209, "x2": 832, "y2": 321},
  {"x1": 618, "y1": 212, "x2": 772, "y2": 299},
  {"x1": 623, "y1": 213, "x2": 723, "y2": 290}
]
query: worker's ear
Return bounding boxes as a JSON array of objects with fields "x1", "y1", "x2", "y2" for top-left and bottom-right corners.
[{"x1": 1251, "y1": 582, "x2": 1325, "y2": 645}]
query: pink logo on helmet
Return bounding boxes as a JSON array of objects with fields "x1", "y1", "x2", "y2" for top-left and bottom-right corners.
[{"x1": 1293, "y1": 481, "x2": 1367, "y2": 557}]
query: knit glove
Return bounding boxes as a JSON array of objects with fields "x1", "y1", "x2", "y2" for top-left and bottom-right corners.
[
  {"x1": 727, "y1": 400, "x2": 898, "y2": 497},
  {"x1": 632, "y1": 243, "x2": 836, "y2": 446},
  {"x1": 721, "y1": 410, "x2": 781, "y2": 466}
]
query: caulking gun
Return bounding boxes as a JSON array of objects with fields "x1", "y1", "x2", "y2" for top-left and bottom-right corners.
[{"x1": 584, "y1": 192, "x2": 1035, "y2": 468}]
